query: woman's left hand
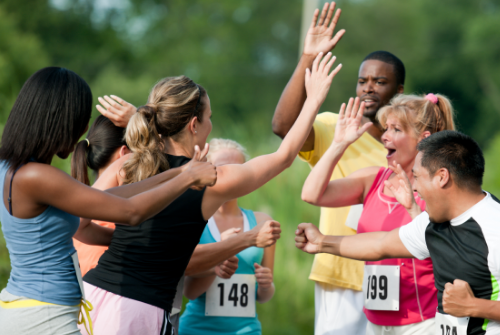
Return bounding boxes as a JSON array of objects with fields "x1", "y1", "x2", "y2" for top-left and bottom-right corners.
[
  {"x1": 97, "y1": 95, "x2": 136, "y2": 128},
  {"x1": 254, "y1": 263, "x2": 273, "y2": 289}
]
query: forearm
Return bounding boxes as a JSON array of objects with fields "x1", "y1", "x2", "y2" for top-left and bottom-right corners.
[
  {"x1": 302, "y1": 142, "x2": 348, "y2": 204},
  {"x1": 272, "y1": 54, "x2": 316, "y2": 138},
  {"x1": 106, "y1": 167, "x2": 183, "y2": 198},
  {"x1": 185, "y1": 234, "x2": 253, "y2": 276},
  {"x1": 184, "y1": 275, "x2": 216, "y2": 300},
  {"x1": 470, "y1": 298, "x2": 500, "y2": 321},
  {"x1": 407, "y1": 203, "x2": 423, "y2": 220},
  {"x1": 73, "y1": 218, "x2": 114, "y2": 246},
  {"x1": 257, "y1": 283, "x2": 275, "y2": 304},
  {"x1": 318, "y1": 230, "x2": 408, "y2": 261}
]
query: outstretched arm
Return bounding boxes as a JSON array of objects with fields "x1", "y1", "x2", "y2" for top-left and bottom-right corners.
[
  {"x1": 301, "y1": 98, "x2": 376, "y2": 207},
  {"x1": 272, "y1": 2, "x2": 344, "y2": 150},
  {"x1": 204, "y1": 53, "x2": 341, "y2": 219},
  {"x1": 295, "y1": 222, "x2": 413, "y2": 260}
]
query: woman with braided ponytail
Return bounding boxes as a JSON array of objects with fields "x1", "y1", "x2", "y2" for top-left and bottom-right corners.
[
  {"x1": 301, "y1": 93, "x2": 455, "y2": 335},
  {"x1": 81, "y1": 52, "x2": 342, "y2": 335}
]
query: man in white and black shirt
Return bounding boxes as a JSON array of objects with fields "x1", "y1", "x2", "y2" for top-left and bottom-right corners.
[{"x1": 295, "y1": 131, "x2": 500, "y2": 335}]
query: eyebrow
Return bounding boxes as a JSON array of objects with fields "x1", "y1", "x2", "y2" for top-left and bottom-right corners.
[{"x1": 358, "y1": 76, "x2": 389, "y2": 80}]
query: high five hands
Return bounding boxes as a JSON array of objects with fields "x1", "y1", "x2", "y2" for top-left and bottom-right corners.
[
  {"x1": 304, "y1": 2, "x2": 345, "y2": 57},
  {"x1": 305, "y1": 52, "x2": 342, "y2": 107},
  {"x1": 333, "y1": 97, "x2": 372, "y2": 147}
]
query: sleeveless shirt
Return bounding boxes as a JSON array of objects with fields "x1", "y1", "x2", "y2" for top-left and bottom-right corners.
[
  {"x1": 84, "y1": 155, "x2": 207, "y2": 311},
  {"x1": 0, "y1": 161, "x2": 81, "y2": 306},
  {"x1": 179, "y1": 208, "x2": 264, "y2": 335},
  {"x1": 357, "y1": 167, "x2": 437, "y2": 326}
]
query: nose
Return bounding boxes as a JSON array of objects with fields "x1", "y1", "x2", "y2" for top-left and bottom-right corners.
[
  {"x1": 381, "y1": 130, "x2": 389, "y2": 143},
  {"x1": 363, "y1": 81, "x2": 374, "y2": 94}
]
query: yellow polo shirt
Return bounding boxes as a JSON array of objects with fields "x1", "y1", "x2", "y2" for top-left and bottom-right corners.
[{"x1": 299, "y1": 112, "x2": 387, "y2": 291}]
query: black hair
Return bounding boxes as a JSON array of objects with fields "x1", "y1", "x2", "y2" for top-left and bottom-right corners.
[
  {"x1": 0, "y1": 67, "x2": 92, "y2": 171},
  {"x1": 363, "y1": 51, "x2": 406, "y2": 86},
  {"x1": 71, "y1": 115, "x2": 127, "y2": 185},
  {"x1": 417, "y1": 130, "x2": 484, "y2": 190}
]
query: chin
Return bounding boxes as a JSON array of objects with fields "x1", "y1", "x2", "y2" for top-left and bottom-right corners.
[{"x1": 363, "y1": 107, "x2": 379, "y2": 119}]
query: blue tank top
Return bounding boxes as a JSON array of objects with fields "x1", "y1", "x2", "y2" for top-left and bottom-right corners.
[
  {"x1": 179, "y1": 208, "x2": 265, "y2": 335},
  {"x1": 0, "y1": 161, "x2": 81, "y2": 306}
]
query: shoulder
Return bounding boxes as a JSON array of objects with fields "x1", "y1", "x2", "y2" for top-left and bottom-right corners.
[
  {"x1": 315, "y1": 112, "x2": 338, "y2": 128},
  {"x1": 252, "y1": 211, "x2": 273, "y2": 224},
  {"x1": 17, "y1": 162, "x2": 68, "y2": 184},
  {"x1": 94, "y1": 154, "x2": 132, "y2": 189}
]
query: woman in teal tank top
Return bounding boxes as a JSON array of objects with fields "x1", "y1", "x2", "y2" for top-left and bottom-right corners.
[{"x1": 179, "y1": 139, "x2": 276, "y2": 335}]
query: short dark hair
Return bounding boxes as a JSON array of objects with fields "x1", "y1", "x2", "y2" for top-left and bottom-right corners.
[
  {"x1": 0, "y1": 67, "x2": 92, "y2": 171},
  {"x1": 71, "y1": 116, "x2": 128, "y2": 185},
  {"x1": 363, "y1": 51, "x2": 406, "y2": 86},
  {"x1": 417, "y1": 130, "x2": 484, "y2": 190}
]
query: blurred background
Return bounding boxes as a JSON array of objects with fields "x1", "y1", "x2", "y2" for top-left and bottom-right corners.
[{"x1": 0, "y1": 0, "x2": 500, "y2": 333}]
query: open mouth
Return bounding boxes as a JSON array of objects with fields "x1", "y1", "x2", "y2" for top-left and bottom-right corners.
[
  {"x1": 362, "y1": 98, "x2": 377, "y2": 107},
  {"x1": 387, "y1": 149, "x2": 396, "y2": 158}
]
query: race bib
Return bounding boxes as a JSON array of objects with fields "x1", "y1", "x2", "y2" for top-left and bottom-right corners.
[
  {"x1": 205, "y1": 274, "x2": 256, "y2": 318},
  {"x1": 70, "y1": 251, "x2": 85, "y2": 300},
  {"x1": 435, "y1": 312, "x2": 469, "y2": 335},
  {"x1": 362, "y1": 265, "x2": 400, "y2": 311}
]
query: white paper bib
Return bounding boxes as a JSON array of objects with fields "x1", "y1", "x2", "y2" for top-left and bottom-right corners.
[
  {"x1": 205, "y1": 274, "x2": 256, "y2": 318},
  {"x1": 435, "y1": 312, "x2": 469, "y2": 335},
  {"x1": 362, "y1": 265, "x2": 400, "y2": 311}
]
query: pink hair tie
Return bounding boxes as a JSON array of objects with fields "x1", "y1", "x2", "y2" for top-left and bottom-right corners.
[{"x1": 425, "y1": 93, "x2": 438, "y2": 104}]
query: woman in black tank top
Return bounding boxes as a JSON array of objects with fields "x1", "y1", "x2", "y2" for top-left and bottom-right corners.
[{"x1": 82, "y1": 53, "x2": 341, "y2": 334}]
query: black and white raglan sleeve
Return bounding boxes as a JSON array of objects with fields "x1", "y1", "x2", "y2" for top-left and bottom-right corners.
[{"x1": 399, "y1": 211, "x2": 431, "y2": 260}]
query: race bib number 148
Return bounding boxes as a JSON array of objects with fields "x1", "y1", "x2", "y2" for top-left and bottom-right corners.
[{"x1": 205, "y1": 274, "x2": 256, "y2": 318}]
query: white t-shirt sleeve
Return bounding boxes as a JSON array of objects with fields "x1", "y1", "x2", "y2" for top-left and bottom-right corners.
[{"x1": 399, "y1": 212, "x2": 431, "y2": 260}]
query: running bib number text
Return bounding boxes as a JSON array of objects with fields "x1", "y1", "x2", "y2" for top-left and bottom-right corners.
[
  {"x1": 205, "y1": 274, "x2": 256, "y2": 317},
  {"x1": 435, "y1": 312, "x2": 468, "y2": 335},
  {"x1": 362, "y1": 265, "x2": 399, "y2": 311}
]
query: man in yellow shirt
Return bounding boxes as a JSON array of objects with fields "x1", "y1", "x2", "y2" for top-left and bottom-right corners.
[{"x1": 272, "y1": 3, "x2": 404, "y2": 335}]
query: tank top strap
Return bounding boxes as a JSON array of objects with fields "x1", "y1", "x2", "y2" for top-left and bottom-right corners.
[
  {"x1": 240, "y1": 208, "x2": 257, "y2": 230},
  {"x1": 8, "y1": 163, "x2": 24, "y2": 216},
  {"x1": 363, "y1": 167, "x2": 387, "y2": 205}
]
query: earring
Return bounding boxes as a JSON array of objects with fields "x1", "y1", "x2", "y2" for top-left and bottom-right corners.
[{"x1": 195, "y1": 131, "x2": 197, "y2": 134}]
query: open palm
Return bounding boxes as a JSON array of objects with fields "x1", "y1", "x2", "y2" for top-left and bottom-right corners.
[
  {"x1": 333, "y1": 97, "x2": 372, "y2": 146},
  {"x1": 385, "y1": 163, "x2": 416, "y2": 210},
  {"x1": 304, "y1": 2, "x2": 345, "y2": 56}
]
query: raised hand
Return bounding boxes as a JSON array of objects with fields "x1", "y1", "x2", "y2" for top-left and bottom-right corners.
[
  {"x1": 185, "y1": 145, "x2": 217, "y2": 190},
  {"x1": 96, "y1": 95, "x2": 136, "y2": 128},
  {"x1": 250, "y1": 220, "x2": 281, "y2": 248},
  {"x1": 384, "y1": 162, "x2": 422, "y2": 219},
  {"x1": 254, "y1": 263, "x2": 273, "y2": 289},
  {"x1": 333, "y1": 97, "x2": 372, "y2": 146},
  {"x1": 215, "y1": 256, "x2": 239, "y2": 279},
  {"x1": 304, "y1": 2, "x2": 345, "y2": 57},
  {"x1": 295, "y1": 222, "x2": 323, "y2": 254},
  {"x1": 305, "y1": 52, "x2": 342, "y2": 107}
]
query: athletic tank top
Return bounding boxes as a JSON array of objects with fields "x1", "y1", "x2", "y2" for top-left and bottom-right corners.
[
  {"x1": 84, "y1": 155, "x2": 207, "y2": 312},
  {"x1": 0, "y1": 161, "x2": 81, "y2": 306},
  {"x1": 357, "y1": 167, "x2": 437, "y2": 326},
  {"x1": 179, "y1": 208, "x2": 264, "y2": 335}
]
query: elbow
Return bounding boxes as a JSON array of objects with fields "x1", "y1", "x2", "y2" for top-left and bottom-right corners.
[
  {"x1": 271, "y1": 120, "x2": 286, "y2": 139},
  {"x1": 184, "y1": 290, "x2": 200, "y2": 301},
  {"x1": 301, "y1": 188, "x2": 319, "y2": 206},
  {"x1": 126, "y1": 207, "x2": 144, "y2": 227}
]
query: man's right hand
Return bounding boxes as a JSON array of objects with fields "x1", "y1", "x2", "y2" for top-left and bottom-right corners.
[
  {"x1": 215, "y1": 256, "x2": 239, "y2": 279},
  {"x1": 295, "y1": 222, "x2": 323, "y2": 254},
  {"x1": 303, "y1": 2, "x2": 345, "y2": 57},
  {"x1": 249, "y1": 220, "x2": 281, "y2": 248}
]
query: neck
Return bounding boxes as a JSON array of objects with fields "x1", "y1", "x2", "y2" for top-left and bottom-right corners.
[
  {"x1": 443, "y1": 188, "x2": 486, "y2": 221},
  {"x1": 216, "y1": 199, "x2": 241, "y2": 217},
  {"x1": 363, "y1": 117, "x2": 384, "y2": 143},
  {"x1": 164, "y1": 136, "x2": 194, "y2": 158}
]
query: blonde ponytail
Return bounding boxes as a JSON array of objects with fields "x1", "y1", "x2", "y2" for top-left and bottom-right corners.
[
  {"x1": 377, "y1": 93, "x2": 455, "y2": 137},
  {"x1": 122, "y1": 105, "x2": 169, "y2": 184}
]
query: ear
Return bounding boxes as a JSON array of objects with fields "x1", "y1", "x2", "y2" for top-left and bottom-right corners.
[
  {"x1": 418, "y1": 130, "x2": 432, "y2": 142},
  {"x1": 435, "y1": 168, "x2": 450, "y2": 188},
  {"x1": 119, "y1": 145, "x2": 131, "y2": 157},
  {"x1": 188, "y1": 116, "x2": 198, "y2": 135},
  {"x1": 397, "y1": 84, "x2": 404, "y2": 94}
]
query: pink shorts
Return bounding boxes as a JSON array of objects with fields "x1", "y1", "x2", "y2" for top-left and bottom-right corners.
[{"x1": 79, "y1": 282, "x2": 172, "y2": 335}]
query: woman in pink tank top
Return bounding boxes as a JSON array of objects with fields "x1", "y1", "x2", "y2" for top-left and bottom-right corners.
[{"x1": 302, "y1": 93, "x2": 455, "y2": 334}]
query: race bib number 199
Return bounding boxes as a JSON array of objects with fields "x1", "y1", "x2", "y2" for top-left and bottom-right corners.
[
  {"x1": 205, "y1": 274, "x2": 256, "y2": 318},
  {"x1": 362, "y1": 265, "x2": 400, "y2": 311}
]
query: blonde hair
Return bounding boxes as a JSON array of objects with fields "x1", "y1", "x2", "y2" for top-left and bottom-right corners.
[
  {"x1": 207, "y1": 138, "x2": 249, "y2": 163},
  {"x1": 377, "y1": 94, "x2": 455, "y2": 137},
  {"x1": 122, "y1": 76, "x2": 206, "y2": 184}
]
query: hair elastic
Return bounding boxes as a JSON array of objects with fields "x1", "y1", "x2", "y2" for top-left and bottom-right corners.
[
  {"x1": 425, "y1": 93, "x2": 438, "y2": 104},
  {"x1": 85, "y1": 138, "x2": 90, "y2": 147}
]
